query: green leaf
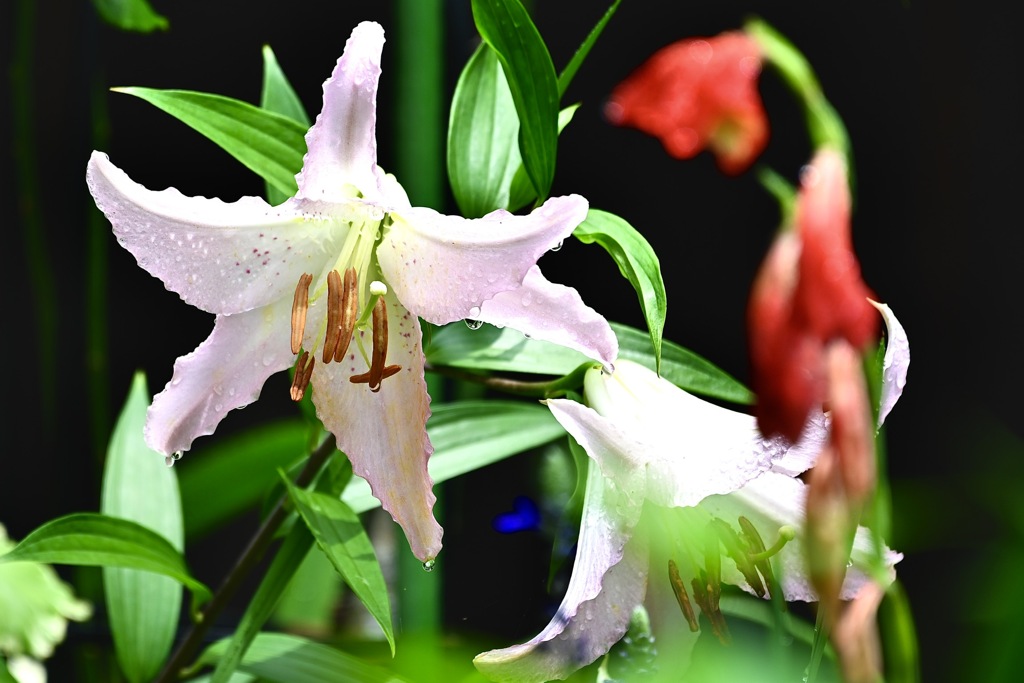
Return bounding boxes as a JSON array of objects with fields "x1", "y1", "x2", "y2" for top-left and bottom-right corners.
[
  {"x1": 260, "y1": 46, "x2": 310, "y2": 206},
  {"x1": 177, "y1": 419, "x2": 311, "y2": 538},
  {"x1": 505, "y1": 105, "x2": 578, "y2": 212},
  {"x1": 101, "y1": 373, "x2": 183, "y2": 683},
  {"x1": 91, "y1": 0, "x2": 168, "y2": 32},
  {"x1": 209, "y1": 524, "x2": 316, "y2": 683},
  {"x1": 425, "y1": 322, "x2": 589, "y2": 375},
  {"x1": 114, "y1": 87, "x2": 307, "y2": 196},
  {"x1": 472, "y1": 0, "x2": 559, "y2": 201},
  {"x1": 0, "y1": 514, "x2": 210, "y2": 607},
  {"x1": 556, "y1": 0, "x2": 622, "y2": 97},
  {"x1": 283, "y1": 481, "x2": 394, "y2": 654},
  {"x1": 612, "y1": 322, "x2": 755, "y2": 404},
  {"x1": 447, "y1": 44, "x2": 521, "y2": 218},
  {"x1": 343, "y1": 401, "x2": 564, "y2": 513},
  {"x1": 198, "y1": 632, "x2": 413, "y2": 683},
  {"x1": 574, "y1": 210, "x2": 667, "y2": 373}
]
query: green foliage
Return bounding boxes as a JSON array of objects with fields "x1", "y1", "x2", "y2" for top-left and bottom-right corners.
[
  {"x1": 114, "y1": 88, "x2": 307, "y2": 196},
  {"x1": 259, "y1": 46, "x2": 310, "y2": 205},
  {"x1": 284, "y1": 480, "x2": 395, "y2": 654},
  {"x1": 177, "y1": 419, "x2": 312, "y2": 538},
  {"x1": 198, "y1": 632, "x2": 413, "y2": 683},
  {"x1": 92, "y1": 0, "x2": 168, "y2": 32},
  {"x1": 471, "y1": 0, "x2": 559, "y2": 202},
  {"x1": 101, "y1": 373, "x2": 183, "y2": 682},
  {"x1": 575, "y1": 210, "x2": 667, "y2": 373},
  {"x1": 0, "y1": 514, "x2": 210, "y2": 610}
]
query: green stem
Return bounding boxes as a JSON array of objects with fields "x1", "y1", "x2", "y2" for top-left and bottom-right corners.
[{"x1": 153, "y1": 435, "x2": 337, "y2": 683}]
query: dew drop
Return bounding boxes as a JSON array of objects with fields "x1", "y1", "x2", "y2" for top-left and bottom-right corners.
[
  {"x1": 164, "y1": 455, "x2": 175, "y2": 467},
  {"x1": 549, "y1": 239, "x2": 563, "y2": 252},
  {"x1": 465, "y1": 319, "x2": 483, "y2": 331},
  {"x1": 468, "y1": 306, "x2": 481, "y2": 318},
  {"x1": 422, "y1": 559, "x2": 436, "y2": 572}
]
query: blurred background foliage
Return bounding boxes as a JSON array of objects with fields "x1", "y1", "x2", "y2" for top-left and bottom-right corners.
[{"x1": 2, "y1": 0, "x2": 1020, "y2": 681}]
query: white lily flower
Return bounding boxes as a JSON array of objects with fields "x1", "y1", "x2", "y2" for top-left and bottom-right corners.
[
  {"x1": 476, "y1": 301, "x2": 908, "y2": 682},
  {"x1": 86, "y1": 21, "x2": 617, "y2": 562}
]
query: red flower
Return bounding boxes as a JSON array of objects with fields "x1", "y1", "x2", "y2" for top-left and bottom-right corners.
[
  {"x1": 605, "y1": 32, "x2": 768, "y2": 175},
  {"x1": 747, "y1": 149, "x2": 878, "y2": 441}
]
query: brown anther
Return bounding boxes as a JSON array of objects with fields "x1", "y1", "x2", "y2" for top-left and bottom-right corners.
[
  {"x1": 350, "y1": 297, "x2": 402, "y2": 392},
  {"x1": 332, "y1": 267, "x2": 358, "y2": 362},
  {"x1": 290, "y1": 273, "x2": 313, "y2": 355},
  {"x1": 322, "y1": 270, "x2": 342, "y2": 363},
  {"x1": 290, "y1": 351, "x2": 315, "y2": 401},
  {"x1": 668, "y1": 559, "x2": 699, "y2": 632}
]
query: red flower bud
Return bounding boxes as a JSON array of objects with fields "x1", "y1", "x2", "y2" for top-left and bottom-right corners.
[
  {"x1": 793, "y1": 149, "x2": 878, "y2": 347},
  {"x1": 606, "y1": 32, "x2": 768, "y2": 175}
]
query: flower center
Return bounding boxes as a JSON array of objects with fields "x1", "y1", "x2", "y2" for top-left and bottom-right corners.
[
  {"x1": 286, "y1": 210, "x2": 402, "y2": 399},
  {"x1": 665, "y1": 510, "x2": 795, "y2": 643}
]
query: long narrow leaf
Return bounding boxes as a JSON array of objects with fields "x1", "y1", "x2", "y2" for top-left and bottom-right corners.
[
  {"x1": 101, "y1": 373, "x2": 183, "y2": 682},
  {"x1": 612, "y1": 322, "x2": 755, "y2": 404},
  {"x1": 447, "y1": 44, "x2": 521, "y2": 218},
  {"x1": 556, "y1": 0, "x2": 622, "y2": 97},
  {"x1": 0, "y1": 514, "x2": 210, "y2": 606},
  {"x1": 471, "y1": 0, "x2": 558, "y2": 201},
  {"x1": 209, "y1": 524, "x2": 316, "y2": 683},
  {"x1": 114, "y1": 87, "x2": 307, "y2": 195},
  {"x1": 198, "y1": 633, "x2": 412, "y2": 683},
  {"x1": 284, "y1": 481, "x2": 395, "y2": 654},
  {"x1": 260, "y1": 46, "x2": 309, "y2": 206},
  {"x1": 575, "y1": 209, "x2": 667, "y2": 373},
  {"x1": 425, "y1": 322, "x2": 589, "y2": 375},
  {"x1": 342, "y1": 401, "x2": 564, "y2": 513}
]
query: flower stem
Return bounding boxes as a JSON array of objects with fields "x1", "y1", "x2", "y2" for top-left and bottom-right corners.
[
  {"x1": 424, "y1": 361, "x2": 594, "y2": 398},
  {"x1": 154, "y1": 434, "x2": 337, "y2": 683}
]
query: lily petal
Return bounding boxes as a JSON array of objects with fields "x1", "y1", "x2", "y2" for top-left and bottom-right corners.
[
  {"x1": 579, "y1": 361, "x2": 792, "y2": 506},
  {"x1": 308, "y1": 290, "x2": 442, "y2": 562},
  {"x1": 475, "y1": 266, "x2": 618, "y2": 366},
  {"x1": 87, "y1": 152, "x2": 340, "y2": 316},
  {"x1": 868, "y1": 301, "x2": 910, "y2": 426},
  {"x1": 474, "y1": 464, "x2": 648, "y2": 682},
  {"x1": 768, "y1": 410, "x2": 831, "y2": 477},
  {"x1": 378, "y1": 196, "x2": 589, "y2": 324},
  {"x1": 699, "y1": 472, "x2": 901, "y2": 602},
  {"x1": 296, "y1": 21, "x2": 386, "y2": 203},
  {"x1": 146, "y1": 297, "x2": 296, "y2": 455}
]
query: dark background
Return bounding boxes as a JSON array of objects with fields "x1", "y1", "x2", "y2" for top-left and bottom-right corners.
[{"x1": 2, "y1": 1, "x2": 1021, "y2": 681}]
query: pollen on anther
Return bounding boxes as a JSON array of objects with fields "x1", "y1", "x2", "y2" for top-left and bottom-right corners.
[
  {"x1": 290, "y1": 273, "x2": 313, "y2": 355},
  {"x1": 322, "y1": 270, "x2": 343, "y2": 363},
  {"x1": 290, "y1": 351, "x2": 315, "y2": 401}
]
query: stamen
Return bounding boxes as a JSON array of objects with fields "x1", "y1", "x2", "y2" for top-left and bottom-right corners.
[
  {"x1": 350, "y1": 297, "x2": 402, "y2": 392},
  {"x1": 712, "y1": 519, "x2": 766, "y2": 597},
  {"x1": 290, "y1": 273, "x2": 313, "y2": 355},
  {"x1": 322, "y1": 270, "x2": 342, "y2": 363},
  {"x1": 290, "y1": 351, "x2": 315, "y2": 401},
  {"x1": 668, "y1": 559, "x2": 699, "y2": 632},
  {"x1": 332, "y1": 267, "x2": 358, "y2": 362}
]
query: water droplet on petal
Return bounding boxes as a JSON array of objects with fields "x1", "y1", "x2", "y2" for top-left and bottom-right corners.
[
  {"x1": 465, "y1": 319, "x2": 483, "y2": 331},
  {"x1": 422, "y1": 559, "x2": 435, "y2": 572},
  {"x1": 549, "y1": 240, "x2": 563, "y2": 252},
  {"x1": 468, "y1": 306, "x2": 481, "y2": 318},
  {"x1": 165, "y1": 455, "x2": 175, "y2": 467}
]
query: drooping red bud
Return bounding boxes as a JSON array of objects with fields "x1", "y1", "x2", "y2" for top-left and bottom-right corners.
[
  {"x1": 606, "y1": 32, "x2": 767, "y2": 175},
  {"x1": 793, "y1": 149, "x2": 878, "y2": 347}
]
